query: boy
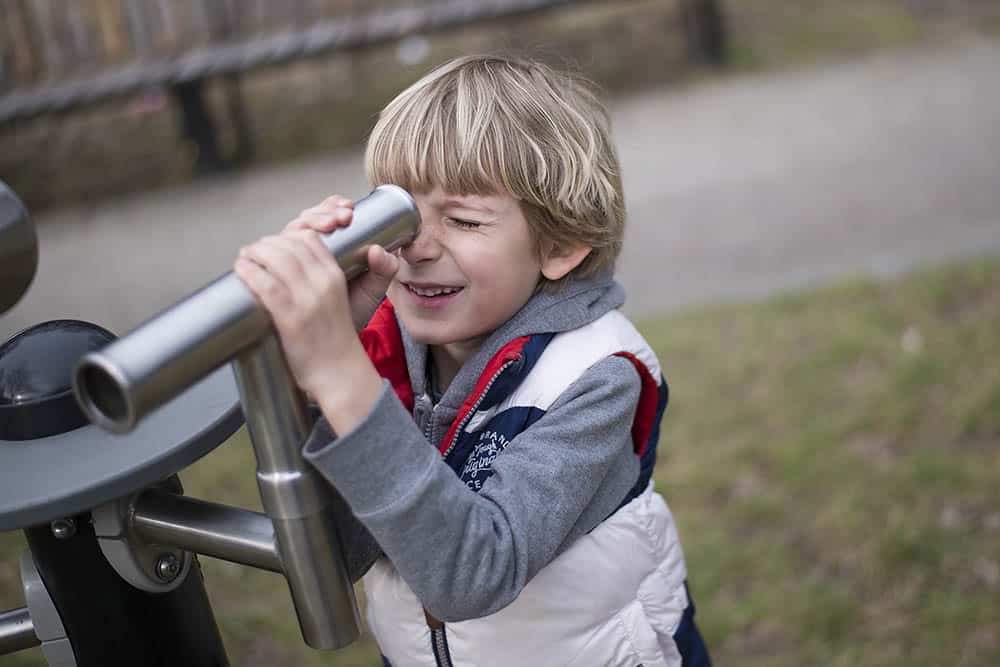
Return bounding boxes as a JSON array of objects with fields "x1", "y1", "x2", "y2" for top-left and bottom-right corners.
[{"x1": 234, "y1": 55, "x2": 711, "y2": 666}]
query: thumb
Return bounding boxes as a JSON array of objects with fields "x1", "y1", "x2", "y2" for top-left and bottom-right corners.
[
  {"x1": 366, "y1": 245, "x2": 400, "y2": 284},
  {"x1": 349, "y1": 246, "x2": 399, "y2": 329}
]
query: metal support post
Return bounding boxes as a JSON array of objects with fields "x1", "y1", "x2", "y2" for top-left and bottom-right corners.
[
  {"x1": 131, "y1": 488, "x2": 282, "y2": 573},
  {"x1": 233, "y1": 334, "x2": 361, "y2": 649}
]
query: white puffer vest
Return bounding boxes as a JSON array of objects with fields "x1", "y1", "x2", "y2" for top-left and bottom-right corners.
[
  {"x1": 365, "y1": 311, "x2": 690, "y2": 666},
  {"x1": 365, "y1": 482, "x2": 689, "y2": 666}
]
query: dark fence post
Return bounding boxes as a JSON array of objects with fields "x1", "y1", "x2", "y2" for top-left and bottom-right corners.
[
  {"x1": 681, "y1": 0, "x2": 728, "y2": 66},
  {"x1": 171, "y1": 79, "x2": 227, "y2": 174}
]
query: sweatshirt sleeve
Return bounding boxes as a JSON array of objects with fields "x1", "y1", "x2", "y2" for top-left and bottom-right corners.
[
  {"x1": 302, "y1": 414, "x2": 384, "y2": 582},
  {"x1": 302, "y1": 355, "x2": 641, "y2": 622}
]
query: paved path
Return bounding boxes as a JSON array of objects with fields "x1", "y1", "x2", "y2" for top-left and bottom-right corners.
[{"x1": 4, "y1": 40, "x2": 1000, "y2": 339}]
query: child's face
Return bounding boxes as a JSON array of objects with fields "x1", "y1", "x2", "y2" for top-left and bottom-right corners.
[{"x1": 386, "y1": 187, "x2": 542, "y2": 350}]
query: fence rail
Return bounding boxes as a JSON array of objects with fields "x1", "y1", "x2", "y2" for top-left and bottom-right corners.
[{"x1": 1, "y1": 0, "x2": 357, "y2": 87}]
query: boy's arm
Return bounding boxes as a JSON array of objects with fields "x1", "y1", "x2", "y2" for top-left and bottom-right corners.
[
  {"x1": 325, "y1": 480, "x2": 384, "y2": 582},
  {"x1": 302, "y1": 355, "x2": 640, "y2": 622},
  {"x1": 305, "y1": 408, "x2": 383, "y2": 581}
]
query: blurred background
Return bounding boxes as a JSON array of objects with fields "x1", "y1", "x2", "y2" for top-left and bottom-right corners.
[{"x1": 1, "y1": 1, "x2": 999, "y2": 665}]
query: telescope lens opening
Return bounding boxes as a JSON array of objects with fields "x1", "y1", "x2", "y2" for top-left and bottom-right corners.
[{"x1": 80, "y1": 364, "x2": 128, "y2": 425}]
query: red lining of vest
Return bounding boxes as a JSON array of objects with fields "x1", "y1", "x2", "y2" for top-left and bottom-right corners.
[
  {"x1": 613, "y1": 351, "x2": 659, "y2": 457},
  {"x1": 360, "y1": 299, "x2": 414, "y2": 413}
]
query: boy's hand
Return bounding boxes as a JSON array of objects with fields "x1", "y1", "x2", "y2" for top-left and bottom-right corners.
[
  {"x1": 283, "y1": 195, "x2": 400, "y2": 330},
  {"x1": 232, "y1": 195, "x2": 393, "y2": 429}
]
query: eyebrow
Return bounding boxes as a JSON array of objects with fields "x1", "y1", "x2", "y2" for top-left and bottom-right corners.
[{"x1": 440, "y1": 197, "x2": 497, "y2": 214}]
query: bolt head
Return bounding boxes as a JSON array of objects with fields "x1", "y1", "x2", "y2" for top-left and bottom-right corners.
[
  {"x1": 50, "y1": 518, "x2": 76, "y2": 539},
  {"x1": 155, "y1": 553, "x2": 181, "y2": 581}
]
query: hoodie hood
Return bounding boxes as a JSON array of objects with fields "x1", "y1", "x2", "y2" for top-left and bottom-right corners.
[{"x1": 397, "y1": 272, "x2": 625, "y2": 414}]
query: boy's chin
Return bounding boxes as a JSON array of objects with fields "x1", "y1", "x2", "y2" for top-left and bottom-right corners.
[
  {"x1": 405, "y1": 322, "x2": 486, "y2": 348},
  {"x1": 408, "y1": 329, "x2": 464, "y2": 346}
]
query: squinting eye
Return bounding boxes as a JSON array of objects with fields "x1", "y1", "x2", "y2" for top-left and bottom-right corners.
[{"x1": 448, "y1": 217, "x2": 481, "y2": 229}]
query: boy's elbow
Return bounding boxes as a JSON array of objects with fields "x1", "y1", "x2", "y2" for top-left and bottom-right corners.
[
  {"x1": 422, "y1": 576, "x2": 524, "y2": 622},
  {"x1": 426, "y1": 592, "x2": 516, "y2": 624},
  {"x1": 412, "y1": 518, "x2": 532, "y2": 621}
]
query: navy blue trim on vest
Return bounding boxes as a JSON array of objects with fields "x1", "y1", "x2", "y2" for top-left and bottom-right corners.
[
  {"x1": 444, "y1": 332, "x2": 554, "y2": 485},
  {"x1": 445, "y1": 333, "x2": 670, "y2": 503},
  {"x1": 476, "y1": 332, "x2": 555, "y2": 411},
  {"x1": 674, "y1": 581, "x2": 713, "y2": 666},
  {"x1": 449, "y1": 406, "x2": 546, "y2": 490}
]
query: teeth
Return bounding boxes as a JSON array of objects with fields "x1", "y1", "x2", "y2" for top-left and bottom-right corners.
[{"x1": 410, "y1": 285, "x2": 460, "y2": 297}]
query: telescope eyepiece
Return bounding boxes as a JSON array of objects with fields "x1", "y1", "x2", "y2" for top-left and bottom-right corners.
[{"x1": 74, "y1": 356, "x2": 133, "y2": 433}]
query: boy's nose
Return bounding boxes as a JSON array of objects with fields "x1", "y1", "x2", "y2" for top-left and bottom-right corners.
[{"x1": 400, "y1": 218, "x2": 442, "y2": 264}]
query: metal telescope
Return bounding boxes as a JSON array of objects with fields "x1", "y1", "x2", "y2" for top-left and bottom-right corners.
[
  {"x1": 14, "y1": 185, "x2": 420, "y2": 660},
  {"x1": 1, "y1": 183, "x2": 419, "y2": 662},
  {"x1": 73, "y1": 184, "x2": 419, "y2": 433},
  {"x1": 71, "y1": 183, "x2": 419, "y2": 651}
]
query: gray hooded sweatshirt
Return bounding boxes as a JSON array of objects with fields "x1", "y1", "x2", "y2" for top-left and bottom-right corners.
[{"x1": 303, "y1": 274, "x2": 644, "y2": 622}]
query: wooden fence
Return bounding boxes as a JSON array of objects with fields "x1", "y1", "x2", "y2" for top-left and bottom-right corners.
[
  {"x1": 1, "y1": 0, "x2": 364, "y2": 88},
  {"x1": 2, "y1": 1, "x2": 657, "y2": 89},
  {"x1": 0, "y1": 1, "x2": 725, "y2": 92},
  {"x1": 0, "y1": 0, "x2": 726, "y2": 207}
]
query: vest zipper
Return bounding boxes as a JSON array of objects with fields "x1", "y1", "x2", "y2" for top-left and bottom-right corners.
[
  {"x1": 441, "y1": 360, "x2": 515, "y2": 460},
  {"x1": 430, "y1": 625, "x2": 453, "y2": 667},
  {"x1": 423, "y1": 360, "x2": 515, "y2": 666},
  {"x1": 415, "y1": 391, "x2": 434, "y2": 441},
  {"x1": 423, "y1": 358, "x2": 517, "y2": 666}
]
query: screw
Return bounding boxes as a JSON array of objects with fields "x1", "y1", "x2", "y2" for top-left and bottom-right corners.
[
  {"x1": 155, "y1": 553, "x2": 181, "y2": 582},
  {"x1": 50, "y1": 518, "x2": 76, "y2": 540}
]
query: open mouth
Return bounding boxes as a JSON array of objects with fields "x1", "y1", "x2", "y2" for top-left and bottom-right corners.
[{"x1": 402, "y1": 282, "x2": 465, "y2": 300}]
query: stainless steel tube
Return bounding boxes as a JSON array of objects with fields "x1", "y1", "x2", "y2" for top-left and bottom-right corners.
[
  {"x1": 131, "y1": 489, "x2": 282, "y2": 573},
  {"x1": 0, "y1": 607, "x2": 38, "y2": 655},
  {"x1": 73, "y1": 184, "x2": 419, "y2": 433},
  {"x1": 233, "y1": 335, "x2": 360, "y2": 649}
]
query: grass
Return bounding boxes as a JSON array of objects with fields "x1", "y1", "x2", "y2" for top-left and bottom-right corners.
[
  {"x1": 725, "y1": 1, "x2": 921, "y2": 70},
  {"x1": 645, "y1": 256, "x2": 1000, "y2": 665},
  {"x1": 2, "y1": 255, "x2": 999, "y2": 665},
  {"x1": 723, "y1": 0, "x2": 1000, "y2": 71}
]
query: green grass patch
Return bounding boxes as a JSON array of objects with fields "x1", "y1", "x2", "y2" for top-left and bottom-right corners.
[
  {"x1": 724, "y1": 0, "x2": 1000, "y2": 71},
  {"x1": 2, "y1": 255, "x2": 999, "y2": 665},
  {"x1": 650, "y1": 255, "x2": 1000, "y2": 665}
]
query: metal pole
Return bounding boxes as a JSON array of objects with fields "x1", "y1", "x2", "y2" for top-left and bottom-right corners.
[
  {"x1": 73, "y1": 184, "x2": 419, "y2": 433},
  {"x1": 131, "y1": 488, "x2": 282, "y2": 573},
  {"x1": 232, "y1": 334, "x2": 360, "y2": 649},
  {"x1": 0, "y1": 607, "x2": 38, "y2": 655}
]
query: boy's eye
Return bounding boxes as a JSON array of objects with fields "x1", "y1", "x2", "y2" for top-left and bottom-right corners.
[{"x1": 447, "y1": 217, "x2": 481, "y2": 229}]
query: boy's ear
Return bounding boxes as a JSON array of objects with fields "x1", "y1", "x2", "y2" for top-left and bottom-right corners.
[{"x1": 540, "y1": 243, "x2": 592, "y2": 281}]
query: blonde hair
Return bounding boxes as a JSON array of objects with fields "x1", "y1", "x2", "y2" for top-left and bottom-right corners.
[{"x1": 365, "y1": 54, "x2": 625, "y2": 285}]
